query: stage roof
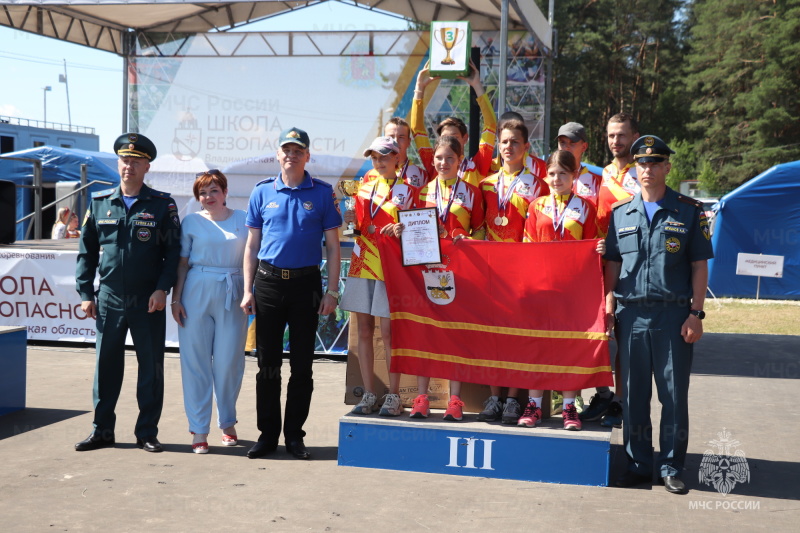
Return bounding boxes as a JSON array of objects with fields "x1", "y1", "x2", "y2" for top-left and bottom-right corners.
[{"x1": 0, "y1": 0, "x2": 551, "y2": 54}]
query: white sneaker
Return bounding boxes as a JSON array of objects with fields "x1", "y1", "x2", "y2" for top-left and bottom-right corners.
[
  {"x1": 350, "y1": 391, "x2": 377, "y2": 415},
  {"x1": 379, "y1": 393, "x2": 404, "y2": 417}
]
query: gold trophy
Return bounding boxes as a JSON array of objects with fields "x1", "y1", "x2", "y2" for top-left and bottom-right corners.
[
  {"x1": 338, "y1": 179, "x2": 361, "y2": 237},
  {"x1": 435, "y1": 27, "x2": 464, "y2": 65}
]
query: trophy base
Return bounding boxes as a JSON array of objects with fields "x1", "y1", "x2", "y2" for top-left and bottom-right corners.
[
  {"x1": 440, "y1": 59, "x2": 456, "y2": 65},
  {"x1": 343, "y1": 229, "x2": 361, "y2": 237}
]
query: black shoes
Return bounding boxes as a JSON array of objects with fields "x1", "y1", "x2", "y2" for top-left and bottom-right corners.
[
  {"x1": 136, "y1": 437, "x2": 163, "y2": 453},
  {"x1": 247, "y1": 441, "x2": 277, "y2": 459},
  {"x1": 614, "y1": 470, "x2": 652, "y2": 488},
  {"x1": 285, "y1": 440, "x2": 311, "y2": 460},
  {"x1": 75, "y1": 432, "x2": 115, "y2": 451},
  {"x1": 659, "y1": 476, "x2": 688, "y2": 494}
]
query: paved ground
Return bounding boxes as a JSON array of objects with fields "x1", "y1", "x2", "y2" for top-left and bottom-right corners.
[{"x1": 1, "y1": 332, "x2": 798, "y2": 532}]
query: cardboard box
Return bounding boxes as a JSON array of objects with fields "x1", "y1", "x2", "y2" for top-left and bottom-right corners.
[{"x1": 429, "y1": 21, "x2": 471, "y2": 79}]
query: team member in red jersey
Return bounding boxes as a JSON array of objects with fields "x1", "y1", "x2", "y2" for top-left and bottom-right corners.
[
  {"x1": 476, "y1": 119, "x2": 548, "y2": 243},
  {"x1": 489, "y1": 111, "x2": 548, "y2": 183},
  {"x1": 340, "y1": 136, "x2": 415, "y2": 418},
  {"x1": 597, "y1": 113, "x2": 641, "y2": 236},
  {"x1": 555, "y1": 122, "x2": 602, "y2": 207},
  {"x1": 410, "y1": 62, "x2": 496, "y2": 188},
  {"x1": 363, "y1": 117, "x2": 429, "y2": 188},
  {"x1": 474, "y1": 119, "x2": 549, "y2": 424},
  {"x1": 581, "y1": 113, "x2": 641, "y2": 429},
  {"x1": 518, "y1": 150, "x2": 605, "y2": 431},
  {"x1": 408, "y1": 136, "x2": 485, "y2": 422}
]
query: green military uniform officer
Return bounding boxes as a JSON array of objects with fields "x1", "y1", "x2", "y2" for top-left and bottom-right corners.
[
  {"x1": 603, "y1": 135, "x2": 714, "y2": 494},
  {"x1": 75, "y1": 132, "x2": 181, "y2": 453}
]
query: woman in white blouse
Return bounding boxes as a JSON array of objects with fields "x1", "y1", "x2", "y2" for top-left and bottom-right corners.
[{"x1": 171, "y1": 170, "x2": 248, "y2": 454}]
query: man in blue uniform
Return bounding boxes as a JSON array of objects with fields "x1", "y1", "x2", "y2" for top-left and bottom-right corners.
[
  {"x1": 603, "y1": 135, "x2": 713, "y2": 494},
  {"x1": 75, "y1": 133, "x2": 181, "y2": 452},
  {"x1": 241, "y1": 127, "x2": 342, "y2": 460}
]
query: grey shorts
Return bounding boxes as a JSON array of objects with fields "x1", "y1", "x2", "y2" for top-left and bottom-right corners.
[{"x1": 340, "y1": 277, "x2": 390, "y2": 318}]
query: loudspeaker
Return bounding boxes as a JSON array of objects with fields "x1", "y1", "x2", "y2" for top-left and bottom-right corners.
[{"x1": 0, "y1": 179, "x2": 16, "y2": 244}]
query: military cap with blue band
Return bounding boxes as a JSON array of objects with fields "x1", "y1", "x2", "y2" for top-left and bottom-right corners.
[
  {"x1": 631, "y1": 135, "x2": 675, "y2": 163},
  {"x1": 114, "y1": 132, "x2": 157, "y2": 160}
]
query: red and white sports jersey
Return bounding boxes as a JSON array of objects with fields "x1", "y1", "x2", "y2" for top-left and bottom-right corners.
[
  {"x1": 347, "y1": 178, "x2": 416, "y2": 281},
  {"x1": 479, "y1": 167, "x2": 549, "y2": 242},
  {"x1": 597, "y1": 162, "x2": 639, "y2": 236},
  {"x1": 416, "y1": 177, "x2": 485, "y2": 239},
  {"x1": 410, "y1": 93, "x2": 497, "y2": 187},
  {"x1": 524, "y1": 193, "x2": 599, "y2": 243},
  {"x1": 361, "y1": 162, "x2": 429, "y2": 188},
  {"x1": 491, "y1": 151, "x2": 548, "y2": 183},
  {"x1": 573, "y1": 165, "x2": 602, "y2": 207}
]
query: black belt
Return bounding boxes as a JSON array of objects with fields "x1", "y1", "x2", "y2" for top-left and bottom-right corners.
[{"x1": 258, "y1": 260, "x2": 319, "y2": 280}]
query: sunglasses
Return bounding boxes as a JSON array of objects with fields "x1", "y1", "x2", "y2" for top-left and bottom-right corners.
[{"x1": 196, "y1": 169, "x2": 223, "y2": 178}]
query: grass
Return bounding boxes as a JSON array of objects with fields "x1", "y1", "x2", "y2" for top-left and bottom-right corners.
[{"x1": 703, "y1": 298, "x2": 800, "y2": 335}]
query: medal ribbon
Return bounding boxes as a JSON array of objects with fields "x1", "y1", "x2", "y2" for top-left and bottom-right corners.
[
  {"x1": 368, "y1": 176, "x2": 399, "y2": 223},
  {"x1": 435, "y1": 158, "x2": 466, "y2": 225},
  {"x1": 496, "y1": 168, "x2": 521, "y2": 217},
  {"x1": 551, "y1": 193, "x2": 576, "y2": 239}
]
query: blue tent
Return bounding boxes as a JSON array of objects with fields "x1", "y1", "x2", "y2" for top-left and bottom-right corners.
[
  {"x1": 0, "y1": 146, "x2": 119, "y2": 240},
  {"x1": 708, "y1": 161, "x2": 800, "y2": 299}
]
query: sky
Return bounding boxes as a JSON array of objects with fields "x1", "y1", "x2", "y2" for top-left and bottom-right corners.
[{"x1": 0, "y1": 2, "x2": 409, "y2": 152}]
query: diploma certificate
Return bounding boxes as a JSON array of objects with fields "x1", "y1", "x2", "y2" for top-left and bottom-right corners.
[{"x1": 398, "y1": 208, "x2": 442, "y2": 266}]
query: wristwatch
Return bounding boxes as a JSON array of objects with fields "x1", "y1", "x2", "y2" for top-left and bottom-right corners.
[
  {"x1": 326, "y1": 290, "x2": 340, "y2": 299},
  {"x1": 689, "y1": 309, "x2": 706, "y2": 320}
]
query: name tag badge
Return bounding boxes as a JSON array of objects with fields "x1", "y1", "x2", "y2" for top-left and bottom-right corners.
[
  {"x1": 97, "y1": 219, "x2": 118, "y2": 225},
  {"x1": 618, "y1": 226, "x2": 637, "y2": 235},
  {"x1": 663, "y1": 226, "x2": 688, "y2": 234},
  {"x1": 133, "y1": 220, "x2": 157, "y2": 228}
]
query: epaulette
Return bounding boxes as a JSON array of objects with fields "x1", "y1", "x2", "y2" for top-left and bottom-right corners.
[
  {"x1": 677, "y1": 195, "x2": 703, "y2": 209},
  {"x1": 611, "y1": 196, "x2": 634, "y2": 209},
  {"x1": 255, "y1": 177, "x2": 277, "y2": 186},
  {"x1": 311, "y1": 177, "x2": 333, "y2": 188},
  {"x1": 91, "y1": 187, "x2": 116, "y2": 199},
  {"x1": 148, "y1": 189, "x2": 173, "y2": 200}
]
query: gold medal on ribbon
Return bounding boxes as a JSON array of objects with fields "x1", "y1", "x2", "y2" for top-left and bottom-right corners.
[{"x1": 501, "y1": 216, "x2": 509, "y2": 226}]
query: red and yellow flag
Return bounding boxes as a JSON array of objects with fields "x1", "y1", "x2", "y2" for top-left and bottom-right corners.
[{"x1": 378, "y1": 237, "x2": 612, "y2": 390}]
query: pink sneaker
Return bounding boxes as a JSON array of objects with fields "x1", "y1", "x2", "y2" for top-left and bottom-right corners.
[
  {"x1": 563, "y1": 403, "x2": 582, "y2": 431},
  {"x1": 443, "y1": 397, "x2": 464, "y2": 421},
  {"x1": 517, "y1": 401, "x2": 542, "y2": 428},
  {"x1": 409, "y1": 394, "x2": 430, "y2": 418}
]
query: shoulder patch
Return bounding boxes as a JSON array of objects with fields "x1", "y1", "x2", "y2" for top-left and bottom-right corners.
[
  {"x1": 148, "y1": 189, "x2": 173, "y2": 200},
  {"x1": 91, "y1": 187, "x2": 116, "y2": 199},
  {"x1": 677, "y1": 195, "x2": 703, "y2": 209},
  {"x1": 611, "y1": 196, "x2": 634, "y2": 209},
  {"x1": 255, "y1": 177, "x2": 277, "y2": 186},
  {"x1": 311, "y1": 177, "x2": 333, "y2": 189}
]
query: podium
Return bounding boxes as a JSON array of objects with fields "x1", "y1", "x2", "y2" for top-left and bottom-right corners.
[
  {"x1": 0, "y1": 326, "x2": 27, "y2": 416},
  {"x1": 338, "y1": 411, "x2": 612, "y2": 486}
]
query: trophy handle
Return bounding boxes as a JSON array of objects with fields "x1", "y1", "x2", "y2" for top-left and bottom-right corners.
[
  {"x1": 455, "y1": 29, "x2": 466, "y2": 46},
  {"x1": 433, "y1": 29, "x2": 444, "y2": 46}
]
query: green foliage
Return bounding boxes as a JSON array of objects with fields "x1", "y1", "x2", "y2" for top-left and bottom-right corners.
[
  {"x1": 544, "y1": 0, "x2": 687, "y2": 164},
  {"x1": 697, "y1": 160, "x2": 721, "y2": 195},
  {"x1": 684, "y1": 0, "x2": 800, "y2": 188},
  {"x1": 667, "y1": 138, "x2": 699, "y2": 189}
]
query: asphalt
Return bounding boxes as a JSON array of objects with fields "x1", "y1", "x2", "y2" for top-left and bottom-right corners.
[{"x1": 1, "y1": 332, "x2": 798, "y2": 532}]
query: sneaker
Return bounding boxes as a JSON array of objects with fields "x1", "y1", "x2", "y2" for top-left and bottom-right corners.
[
  {"x1": 443, "y1": 397, "x2": 464, "y2": 421},
  {"x1": 409, "y1": 394, "x2": 430, "y2": 418},
  {"x1": 501, "y1": 398, "x2": 521, "y2": 425},
  {"x1": 517, "y1": 401, "x2": 542, "y2": 428},
  {"x1": 350, "y1": 391, "x2": 377, "y2": 415},
  {"x1": 580, "y1": 393, "x2": 613, "y2": 421},
  {"x1": 575, "y1": 395, "x2": 585, "y2": 414},
  {"x1": 379, "y1": 393, "x2": 404, "y2": 417},
  {"x1": 476, "y1": 396, "x2": 504, "y2": 422},
  {"x1": 563, "y1": 403, "x2": 582, "y2": 431},
  {"x1": 600, "y1": 401, "x2": 623, "y2": 428},
  {"x1": 551, "y1": 390, "x2": 563, "y2": 415}
]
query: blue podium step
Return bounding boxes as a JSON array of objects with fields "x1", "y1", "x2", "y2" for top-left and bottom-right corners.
[{"x1": 338, "y1": 411, "x2": 612, "y2": 486}]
